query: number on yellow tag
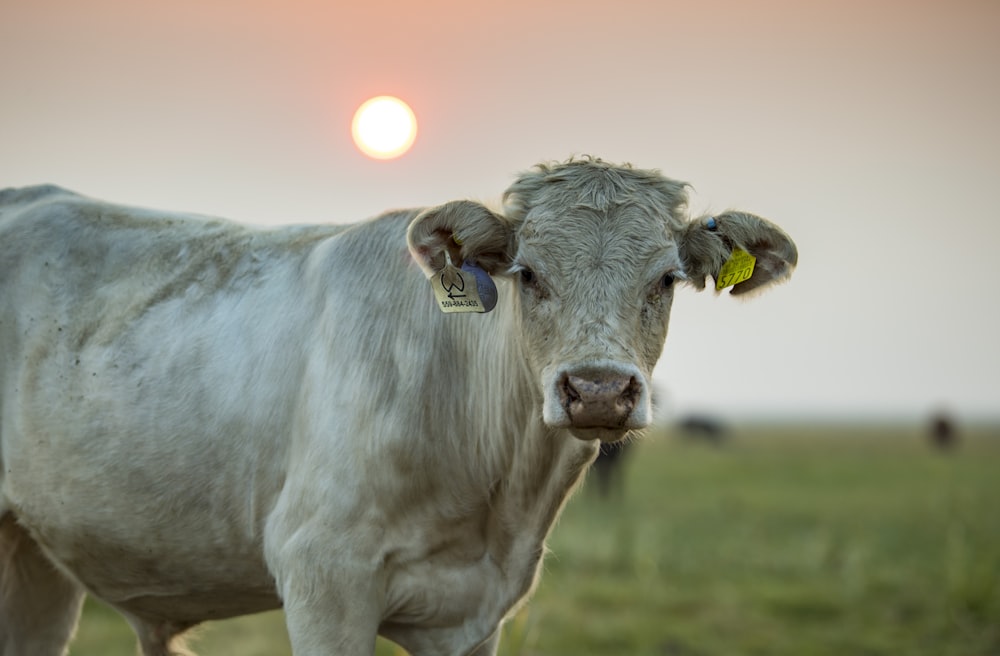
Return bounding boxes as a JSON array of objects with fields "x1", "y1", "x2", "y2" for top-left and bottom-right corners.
[{"x1": 715, "y1": 248, "x2": 756, "y2": 290}]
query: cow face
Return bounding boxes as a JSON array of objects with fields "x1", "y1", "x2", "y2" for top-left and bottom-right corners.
[{"x1": 408, "y1": 159, "x2": 797, "y2": 442}]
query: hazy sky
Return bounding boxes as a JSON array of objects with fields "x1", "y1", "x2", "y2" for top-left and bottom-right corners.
[{"x1": 3, "y1": 0, "x2": 998, "y2": 422}]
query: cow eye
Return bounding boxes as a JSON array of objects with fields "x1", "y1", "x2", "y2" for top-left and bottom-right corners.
[
  {"x1": 660, "y1": 272, "x2": 676, "y2": 289},
  {"x1": 520, "y1": 268, "x2": 536, "y2": 285}
]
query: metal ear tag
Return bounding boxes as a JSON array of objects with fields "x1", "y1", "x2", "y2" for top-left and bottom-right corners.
[{"x1": 428, "y1": 255, "x2": 497, "y2": 313}]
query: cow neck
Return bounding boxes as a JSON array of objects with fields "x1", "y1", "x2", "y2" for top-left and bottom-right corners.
[{"x1": 442, "y1": 284, "x2": 598, "y2": 574}]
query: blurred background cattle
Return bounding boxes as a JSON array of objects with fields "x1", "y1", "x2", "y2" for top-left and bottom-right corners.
[
  {"x1": 590, "y1": 387, "x2": 738, "y2": 499},
  {"x1": 928, "y1": 410, "x2": 959, "y2": 451},
  {"x1": 590, "y1": 440, "x2": 631, "y2": 498},
  {"x1": 677, "y1": 414, "x2": 729, "y2": 446}
]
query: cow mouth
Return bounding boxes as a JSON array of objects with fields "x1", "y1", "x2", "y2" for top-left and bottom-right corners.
[
  {"x1": 541, "y1": 360, "x2": 651, "y2": 440},
  {"x1": 568, "y1": 426, "x2": 631, "y2": 443}
]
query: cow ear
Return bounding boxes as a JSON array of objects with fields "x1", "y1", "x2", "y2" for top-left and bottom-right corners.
[
  {"x1": 679, "y1": 211, "x2": 798, "y2": 296},
  {"x1": 407, "y1": 200, "x2": 514, "y2": 277}
]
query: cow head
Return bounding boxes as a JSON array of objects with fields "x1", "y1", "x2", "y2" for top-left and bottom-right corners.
[{"x1": 408, "y1": 158, "x2": 797, "y2": 442}]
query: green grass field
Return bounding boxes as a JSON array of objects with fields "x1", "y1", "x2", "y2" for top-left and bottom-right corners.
[{"x1": 69, "y1": 424, "x2": 1000, "y2": 655}]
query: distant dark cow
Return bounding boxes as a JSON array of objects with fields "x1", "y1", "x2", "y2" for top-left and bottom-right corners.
[
  {"x1": 590, "y1": 387, "x2": 667, "y2": 498},
  {"x1": 591, "y1": 440, "x2": 632, "y2": 498},
  {"x1": 929, "y1": 412, "x2": 958, "y2": 451},
  {"x1": 0, "y1": 158, "x2": 796, "y2": 655},
  {"x1": 678, "y1": 414, "x2": 728, "y2": 445}
]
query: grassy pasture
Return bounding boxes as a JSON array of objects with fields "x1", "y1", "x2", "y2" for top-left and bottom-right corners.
[{"x1": 70, "y1": 424, "x2": 1000, "y2": 655}]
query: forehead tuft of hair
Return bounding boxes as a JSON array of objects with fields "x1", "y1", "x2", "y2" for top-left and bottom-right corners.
[{"x1": 502, "y1": 156, "x2": 689, "y2": 229}]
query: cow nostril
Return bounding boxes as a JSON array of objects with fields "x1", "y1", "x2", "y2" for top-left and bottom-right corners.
[
  {"x1": 560, "y1": 374, "x2": 582, "y2": 404},
  {"x1": 621, "y1": 377, "x2": 640, "y2": 408}
]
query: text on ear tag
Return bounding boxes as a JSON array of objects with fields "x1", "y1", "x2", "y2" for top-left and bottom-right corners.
[
  {"x1": 715, "y1": 248, "x2": 756, "y2": 290},
  {"x1": 429, "y1": 261, "x2": 497, "y2": 313}
]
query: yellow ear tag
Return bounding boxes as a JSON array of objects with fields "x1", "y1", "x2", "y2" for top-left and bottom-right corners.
[
  {"x1": 715, "y1": 248, "x2": 756, "y2": 290},
  {"x1": 428, "y1": 255, "x2": 497, "y2": 313}
]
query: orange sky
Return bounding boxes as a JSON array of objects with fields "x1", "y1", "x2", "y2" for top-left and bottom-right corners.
[{"x1": 3, "y1": 0, "x2": 999, "y2": 420}]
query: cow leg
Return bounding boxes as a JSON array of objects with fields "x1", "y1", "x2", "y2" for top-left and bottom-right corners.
[
  {"x1": 271, "y1": 555, "x2": 381, "y2": 656},
  {"x1": 267, "y1": 504, "x2": 383, "y2": 654},
  {"x1": 0, "y1": 513, "x2": 86, "y2": 656},
  {"x1": 121, "y1": 614, "x2": 197, "y2": 656},
  {"x1": 281, "y1": 582, "x2": 381, "y2": 655}
]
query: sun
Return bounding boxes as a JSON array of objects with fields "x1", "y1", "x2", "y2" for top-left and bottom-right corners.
[{"x1": 351, "y1": 96, "x2": 417, "y2": 160}]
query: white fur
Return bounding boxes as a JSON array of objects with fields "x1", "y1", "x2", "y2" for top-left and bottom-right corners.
[{"x1": 0, "y1": 161, "x2": 796, "y2": 656}]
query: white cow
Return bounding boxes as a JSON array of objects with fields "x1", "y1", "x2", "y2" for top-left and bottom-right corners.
[{"x1": 0, "y1": 158, "x2": 796, "y2": 656}]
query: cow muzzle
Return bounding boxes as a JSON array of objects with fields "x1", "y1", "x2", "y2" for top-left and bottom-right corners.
[{"x1": 543, "y1": 361, "x2": 650, "y2": 441}]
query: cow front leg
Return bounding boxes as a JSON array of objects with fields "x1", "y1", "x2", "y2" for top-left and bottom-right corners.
[
  {"x1": 278, "y1": 566, "x2": 383, "y2": 656},
  {"x1": 266, "y1": 485, "x2": 388, "y2": 653},
  {"x1": 269, "y1": 541, "x2": 382, "y2": 653}
]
